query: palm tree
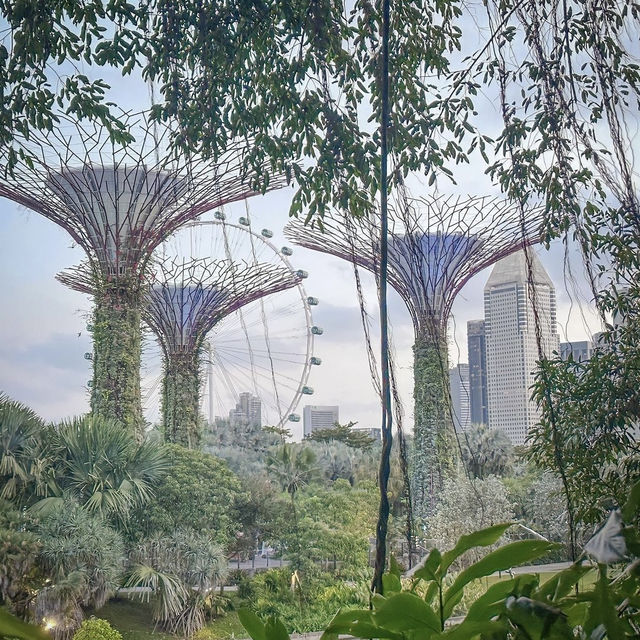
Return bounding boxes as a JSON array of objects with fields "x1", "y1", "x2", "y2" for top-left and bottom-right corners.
[
  {"x1": 126, "y1": 530, "x2": 228, "y2": 637},
  {"x1": 266, "y1": 445, "x2": 318, "y2": 576},
  {"x1": 31, "y1": 415, "x2": 168, "y2": 521},
  {"x1": 34, "y1": 503, "x2": 125, "y2": 637},
  {"x1": 266, "y1": 445, "x2": 317, "y2": 522},
  {"x1": 306, "y1": 441, "x2": 355, "y2": 484},
  {"x1": 0, "y1": 394, "x2": 44, "y2": 503},
  {"x1": 461, "y1": 423, "x2": 515, "y2": 479}
]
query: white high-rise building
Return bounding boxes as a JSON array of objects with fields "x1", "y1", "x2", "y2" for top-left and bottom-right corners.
[
  {"x1": 484, "y1": 251, "x2": 559, "y2": 445},
  {"x1": 449, "y1": 363, "x2": 471, "y2": 432},
  {"x1": 303, "y1": 405, "x2": 339, "y2": 437}
]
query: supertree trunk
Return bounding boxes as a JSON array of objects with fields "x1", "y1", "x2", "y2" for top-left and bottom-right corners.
[
  {"x1": 91, "y1": 283, "x2": 144, "y2": 438},
  {"x1": 411, "y1": 329, "x2": 458, "y2": 522},
  {"x1": 162, "y1": 351, "x2": 201, "y2": 448}
]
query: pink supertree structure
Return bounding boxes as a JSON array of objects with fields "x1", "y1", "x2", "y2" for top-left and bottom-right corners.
[
  {"x1": 0, "y1": 111, "x2": 282, "y2": 436},
  {"x1": 285, "y1": 195, "x2": 543, "y2": 519},
  {"x1": 60, "y1": 257, "x2": 301, "y2": 447},
  {"x1": 145, "y1": 257, "x2": 301, "y2": 447}
]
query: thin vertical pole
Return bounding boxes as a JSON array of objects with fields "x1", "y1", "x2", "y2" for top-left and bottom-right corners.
[
  {"x1": 372, "y1": 0, "x2": 392, "y2": 596},
  {"x1": 208, "y1": 343, "x2": 214, "y2": 425}
]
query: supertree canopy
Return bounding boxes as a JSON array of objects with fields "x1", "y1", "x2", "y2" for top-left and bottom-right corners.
[
  {"x1": 143, "y1": 258, "x2": 302, "y2": 447},
  {"x1": 285, "y1": 195, "x2": 543, "y2": 520},
  {"x1": 0, "y1": 112, "x2": 281, "y2": 436}
]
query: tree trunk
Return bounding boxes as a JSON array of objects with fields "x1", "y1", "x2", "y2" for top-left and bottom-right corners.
[
  {"x1": 162, "y1": 350, "x2": 201, "y2": 448},
  {"x1": 91, "y1": 283, "x2": 144, "y2": 438},
  {"x1": 411, "y1": 329, "x2": 458, "y2": 522}
]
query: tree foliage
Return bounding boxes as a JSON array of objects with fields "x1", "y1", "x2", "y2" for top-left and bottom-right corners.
[
  {"x1": 134, "y1": 444, "x2": 243, "y2": 542},
  {"x1": 33, "y1": 415, "x2": 167, "y2": 522},
  {"x1": 0, "y1": 400, "x2": 167, "y2": 521},
  {"x1": 34, "y1": 503, "x2": 125, "y2": 637},
  {"x1": 0, "y1": 502, "x2": 41, "y2": 620},
  {"x1": 0, "y1": 0, "x2": 142, "y2": 162},
  {"x1": 307, "y1": 422, "x2": 375, "y2": 451},
  {"x1": 266, "y1": 445, "x2": 318, "y2": 502},
  {"x1": 461, "y1": 424, "x2": 515, "y2": 480},
  {"x1": 0, "y1": 394, "x2": 44, "y2": 503}
]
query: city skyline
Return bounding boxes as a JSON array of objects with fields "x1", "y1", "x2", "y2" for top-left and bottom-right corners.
[{"x1": 0, "y1": 188, "x2": 601, "y2": 440}]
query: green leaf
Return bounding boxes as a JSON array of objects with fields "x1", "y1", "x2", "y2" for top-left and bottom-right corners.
[
  {"x1": 0, "y1": 609, "x2": 49, "y2": 640},
  {"x1": 440, "y1": 523, "x2": 512, "y2": 574},
  {"x1": 583, "y1": 566, "x2": 627, "y2": 639},
  {"x1": 322, "y1": 609, "x2": 403, "y2": 640},
  {"x1": 621, "y1": 480, "x2": 640, "y2": 522},
  {"x1": 322, "y1": 608, "x2": 373, "y2": 636},
  {"x1": 237, "y1": 609, "x2": 266, "y2": 640},
  {"x1": 413, "y1": 548, "x2": 441, "y2": 582},
  {"x1": 373, "y1": 592, "x2": 440, "y2": 634},
  {"x1": 389, "y1": 554, "x2": 403, "y2": 578},
  {"x1": 423, "y1": 581, "x2": 439, "y2": 606},
  {"x1": 535, "y1": 563, "x2": 591, "y2": 601},
  {"x1": 264, "y1": 617, "x2": 290, "y2": 640},
  {"x1": 465, "y1": 575, "x2": 538, "y2": 622},
  {"x1": 443, "y1": 540, "x2": 558, "y2": 619},
  {"x1": 383, "y1": 572, "x2": 402, "y2": 593}
]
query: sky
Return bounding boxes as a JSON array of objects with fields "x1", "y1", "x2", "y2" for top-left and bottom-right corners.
[{"x1": 0, "y1": 43, "x2": 604, "y2": 440}]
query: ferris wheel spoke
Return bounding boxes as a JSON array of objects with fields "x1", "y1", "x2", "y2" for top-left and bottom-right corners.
[{"x1": 140, "y1": 213, "x2": 317, "y2": 429}]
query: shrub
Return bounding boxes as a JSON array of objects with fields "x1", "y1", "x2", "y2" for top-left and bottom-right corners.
[{"x1": 72, "y1": 617, "x2": 122, "y2": 640}]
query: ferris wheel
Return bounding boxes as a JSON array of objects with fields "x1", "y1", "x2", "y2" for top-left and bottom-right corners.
[{"x1": 141, "y1": 210, "x2": 321, "y2": 430}]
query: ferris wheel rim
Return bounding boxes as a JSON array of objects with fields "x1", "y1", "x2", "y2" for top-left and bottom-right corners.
[{"x1": 179, "y1": 217, "x2": 315, "y2": 429}]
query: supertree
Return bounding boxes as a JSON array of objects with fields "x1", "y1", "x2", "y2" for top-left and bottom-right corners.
[
  {"x1": 285, "y1": 195, "x2": 543, "y2": 520},
  {"x1": 145, "y1": 258, "x2": 302, "y2": 447},
  {"x1": 60, "y1": 257, "x2": 302, "y2": 447},
  {"x1": 0, "y1": 112, "x2": 281, "y2": 436}
]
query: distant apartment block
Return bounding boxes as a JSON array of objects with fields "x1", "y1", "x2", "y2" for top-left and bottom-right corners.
[
  {"x1": 560, "y1": 340, "x2": 594, "y2": 362},
  {"x1": 229, "y1": 392, "x2": 262, "y2": 427},
  {"x1": 352, "y1": 426, "x2": 382, "y2": 442},
  {"x1": 303, "y1": 405, "x2": 339, "y2": 437},
  {"x1": 449, "y1": 363, "x2": 471, "y2": 432},
  {"x1": 484, "y1": 251, "x2": 559, "y2": 445},
  {"x1": 467, "y1": 319, "x2": 488, "y2": 425}
]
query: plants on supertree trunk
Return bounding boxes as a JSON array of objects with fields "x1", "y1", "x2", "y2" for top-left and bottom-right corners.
[
  {"x1": 90, "y1": 281, "x2": 144, "y2": 438},
  {"x1": 411, "y1": 331, "x2": 458, "y2": 522},
  {"x1": 161, "y1": 351, "x2": 202, "y2": 448}
]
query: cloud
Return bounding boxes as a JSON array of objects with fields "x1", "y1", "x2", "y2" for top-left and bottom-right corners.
[{"x1": 0, "y1": 332, "x2": 92, "y2": 371}]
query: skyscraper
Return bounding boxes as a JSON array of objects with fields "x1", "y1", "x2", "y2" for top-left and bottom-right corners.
[
  {"x1": 449, "y1": 363, "x2": 471, "y2": 431},
  {"x1": 467, "y1": 320, "x2": 488, "y2": 424},
  {"x1": 484, "y1": 251, "x2": 559, "y2": 445},
  {"x1": 303, "y1": 405, "x2": 339, "y2": 437},
  {"x1": 229, "y1": 392, "x2": 262, "y2": 427}
]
